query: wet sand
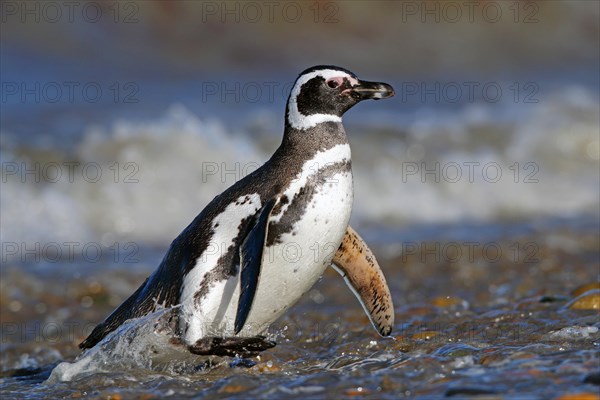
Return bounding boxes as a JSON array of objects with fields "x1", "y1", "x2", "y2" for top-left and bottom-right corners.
[{"x1": 1, "y1": 221, "x2": 599, "y2": 399}]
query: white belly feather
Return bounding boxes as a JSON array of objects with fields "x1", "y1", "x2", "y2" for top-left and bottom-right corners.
[{"x1": 181, "y1": 144, "x2": 353, "y2": 343}]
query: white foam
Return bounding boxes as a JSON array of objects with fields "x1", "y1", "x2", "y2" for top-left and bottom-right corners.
[
  {"x1": 1, "y1": 106, "x2": 266, "y2": 261},
  {"x1": 46, "y1": 308, "x2": 207, "y2": 382},
  {"x1": 1, "y1": 86, "x2": 598, "y2": 263},
  {"x1": 349, "y1": 86, "x2": 600, "y2": 225}
]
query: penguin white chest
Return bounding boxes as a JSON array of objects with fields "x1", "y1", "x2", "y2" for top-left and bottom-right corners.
[
  {"x1": 181, "y1": 144, "x2": 353, "y2": 341},
  {"x1": 241, "y1": 143, "x2": 354, "y2": 335}
]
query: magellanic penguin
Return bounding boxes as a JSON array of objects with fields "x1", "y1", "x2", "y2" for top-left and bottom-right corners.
[{"x1": 80, "y1": 66, "x2": 396, "y2": 357}]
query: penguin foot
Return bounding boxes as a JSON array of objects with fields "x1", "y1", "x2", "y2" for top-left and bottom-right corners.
[{"x1": 188, "y1": 335, "x2": 276, "y2": 358}]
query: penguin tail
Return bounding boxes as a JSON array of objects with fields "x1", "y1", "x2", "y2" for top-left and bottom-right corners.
[{"x1": 79, "y1": 277, "x2": 151, "y2": 350}]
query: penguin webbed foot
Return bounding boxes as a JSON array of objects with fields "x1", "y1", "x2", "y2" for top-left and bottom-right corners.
[{"x1": 188, "y1": 335, "x2": 276, "y2": 358}]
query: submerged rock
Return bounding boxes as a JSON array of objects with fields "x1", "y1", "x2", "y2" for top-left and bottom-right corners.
[
  {"x1": 544, "y1": 326, "x2": 599, "y2": 341},
  {"x1": 565, "y1": 289, "x2": 600, "y2": 310},
  {"x1": 572, "y1": 282, "x2": 600, "y2": 297}
]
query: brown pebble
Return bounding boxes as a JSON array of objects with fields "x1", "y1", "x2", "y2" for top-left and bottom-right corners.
[
  {"x1": 565, "y1": 289, "x2": 600, "y2": 310},
  {"x1": 345, "y1": 388, "x2": 371, "y2": 396},
  {"x1": 412, "y1": 331, "x2": 439, "y2": 340},
  {"x1": 381, "y1": 375, "x2": 398, "y2": 391},
  {"x1": 256, "y1": 363, "x2": 280, "y2": 373},
  {"x1": 555, "y1": 393, "x2": 600, "y2": 400},
  {"x1": 572, "y1": 282, "x2": 600, "y2": 297},
  {"x1": 88, "y1": 281, "x2": 104, "y2": 295},
  {"x1": 219, "y1": 385, "x2": 246, "y2": 394},
  {"x1": 432, "y1": 296, "x2": 463, "y2": 308}
]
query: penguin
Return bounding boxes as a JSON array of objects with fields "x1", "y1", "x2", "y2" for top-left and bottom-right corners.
[{"x1": 79, "y1": 66, "x2": 395, "y2": 357}]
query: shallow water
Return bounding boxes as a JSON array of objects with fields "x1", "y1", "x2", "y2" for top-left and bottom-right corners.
[{"x1": 1, "y1": 218, "x2": 598, "y2": 399}]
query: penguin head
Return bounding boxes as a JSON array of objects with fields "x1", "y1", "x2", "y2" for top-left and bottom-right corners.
[{"x1": 286, "y1": 65, "x2": 394, "y2": 131}]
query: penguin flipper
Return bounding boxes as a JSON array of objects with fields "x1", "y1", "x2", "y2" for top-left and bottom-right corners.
[
  {"x1": 234, "y1": 197, "x2": 278, "y2": 334},
  {"x1": 331, "y1": 225, "x2": 395, "y2": 336}
]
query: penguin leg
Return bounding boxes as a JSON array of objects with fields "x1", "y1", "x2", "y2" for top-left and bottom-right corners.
[
  {"x1": 188, "y1": 335, "x2": 276, "y2": 358},
  {"x1": 235, "y1": 197, "x2": 278, "y2": 334},
  {"x1": 331, "y1": 225, "x2": 395, "y2": 336}
]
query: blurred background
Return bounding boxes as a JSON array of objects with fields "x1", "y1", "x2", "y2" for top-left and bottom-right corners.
[
  {"x1": 1, "y1": 0, "x2": 598, "y2": 261},
  {"x1": 1, "y1": 1, "x2": 599, "y2": 396}
]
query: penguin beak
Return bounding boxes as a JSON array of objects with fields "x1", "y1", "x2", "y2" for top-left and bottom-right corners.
[{"x1": 345, "y1": 80, "x2": 395, "y2": 100}]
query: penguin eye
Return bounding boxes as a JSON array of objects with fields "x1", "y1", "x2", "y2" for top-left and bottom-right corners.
[{"x1": 326, "y1": 78, "x2": 342, "y2": 89}]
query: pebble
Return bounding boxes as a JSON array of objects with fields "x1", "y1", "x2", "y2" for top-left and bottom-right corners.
[
  {"x1": 555, "y1": 393, "x2": 600, "y2": 400},
  {"x1": 545, "y1": 326, "x2": 599, "y2": 340},
  {"x1": 256, "y1": 360, "x2": 281, "y2": 372},
  {"x1": 218, "y1": 385, "x2": 246, "y2": 394},
  {"x1": 583, "y1": 372, "x2": 600, "y2": 385},
  {"x1": 412, "y1": 331, "x2": 439, "y2": 341},
  {"x1": 572, "y1": 282, "x2": 600, "y2": 297},
  {"x1": 565, "y1": 289, "x2": 600, "y2": 310},
  {"x1": 345, "y1": 387, "x2": 370, "y2": 396},
  {"x1": 445, "y1": 386, "x2": 498, "y2": 397},
  {"x1": 432, "y1": 296, "x2": 464, "y2": 308}
]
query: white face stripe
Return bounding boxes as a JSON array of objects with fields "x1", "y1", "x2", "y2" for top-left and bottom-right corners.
[{"x1": 287, "y1": 69, "x2": 358, "y2": 130}]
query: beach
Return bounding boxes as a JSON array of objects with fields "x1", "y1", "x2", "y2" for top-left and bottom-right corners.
[{"x1": 1, "y1": 216, "x2": 599, "y2": 398}]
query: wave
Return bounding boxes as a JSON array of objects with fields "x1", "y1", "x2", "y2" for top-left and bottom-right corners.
[{"x1": 1, "y1": 86, "x2": 598, "y2": 256}]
